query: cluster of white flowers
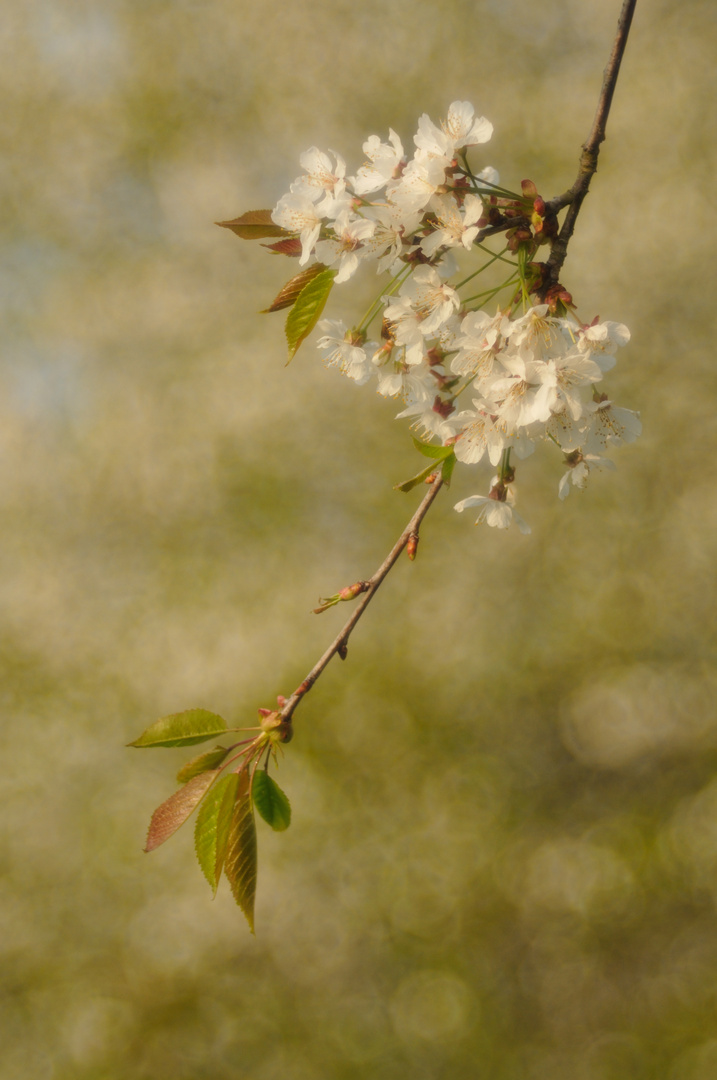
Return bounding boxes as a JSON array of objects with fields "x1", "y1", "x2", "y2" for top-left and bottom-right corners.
[{"x1": 270, "y1": 102, "x2": 640, "y2": 533}]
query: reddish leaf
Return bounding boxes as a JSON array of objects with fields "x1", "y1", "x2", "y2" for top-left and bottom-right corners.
[
  {"x1": 216, "y1": 210, "x2": 290, "y2": 240},
  {"x1": 261, "y1": 263, "x2": 329, "y2": 314},
  {"x1": 261, "y1": 238, "x2": 303, "y2": 257},
  {"x1": 144, "y1": 770, "x2": 220, "y2": 852}
]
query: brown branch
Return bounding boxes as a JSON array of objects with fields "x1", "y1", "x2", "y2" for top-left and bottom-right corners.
[
  {"x1": 541, "y1": 0, "x2": 638, "y2": 294},
  {"x1": 280, "y1": 474, "x2": 444, "y2": 724}
]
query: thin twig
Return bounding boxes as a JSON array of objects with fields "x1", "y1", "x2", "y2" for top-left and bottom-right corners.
[
  {"x1": 280, "y1": 474, "x2": 444, "y2": 723},
  {"x1": 542, "y1": 0, "x2": 638, "y2": 294}
]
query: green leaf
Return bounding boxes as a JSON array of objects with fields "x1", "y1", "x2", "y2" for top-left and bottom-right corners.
[
  {"x1": 252, "y1": 770, "x2": 291, "y2": 832},
  {"x1": 440, "y1": 451, "x2": 456, "y2": 487},
  {"x1": 194, "y1": 772, "x2": 239, "y2": 894},
  {"x1": 128, "y1": 708, "x2": 228, "y2": 748},
  {"x1": 216, "y1": 210, "x2": 290, "y2": 240},
  {"x1": 411, "y1": 437, "x2": 455, "y2": 460},
  {"x1": 176, "y1": 745, "x2": 230, "y2": 784},
  {"x1": 394, "y1": 461, "x2": 442, "y2": 493},
  {"x1": 261, "y1": 263, "x2": 329, "y2": 314},
  {"x1": 224, "y1": 770, "x2": 258, "y2": 933},
  {"x1": 285, "y1": 267, "x2": 336, "y2": 362},
  {"x1": 395, "y1": 441, "x2": 456, "y2": 491},
  {"x1": 144, "y1": 770, "x2": 220, "y2": 852}
]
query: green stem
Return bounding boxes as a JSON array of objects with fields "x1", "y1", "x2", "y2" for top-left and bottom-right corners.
[
  {"x1": 455, "y1": 246, "x2": 513, "y2": 290},
  {"x1": 498, "y1": 447, "x2": 512, "y2": 482},
  {"x1": 462, "y1": 275, "x2": 520, "y2": 306},
  {"x1": 356, "y1": 263, "x2": 413, "y2": 334}
]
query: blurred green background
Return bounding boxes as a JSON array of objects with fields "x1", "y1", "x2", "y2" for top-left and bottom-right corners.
[{"x1": 2, "y1": 1, "x2": 717, "y2": 1077}]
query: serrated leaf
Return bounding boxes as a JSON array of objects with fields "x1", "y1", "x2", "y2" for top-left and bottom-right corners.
[
  {"x1": 440, "y1": 451, "x2": 456, "y2": 487},
  {"x1": 224, "y1": 770, "x2": 258, "y2": 932},
  {"x1": 194, "y1": 772, "x2": 239, "y2": 894},
  {"x1": 411, "y1": 437, "x2": 455, "y2": 460},
  {"x1": 394, "y1": 461, "x2": 441, "y2": 493},
  {"x1": 216, "y1": 210, "x2": 290, "y2": 240},
  {"x1": 261, "y1": 263, "x2": 328, "y2": 314},
  {"x1": 144, "y1": 770, "x2": 220, "y2": 852},
  {"x1": 285, "y1": 267, "x2": 336, "y2": 362},
  {"x1": 261, "y1": 238, "x2": 302, "y2": 257},
  {"x1": 176, "y1": 745, "x2": 229, "y2": 784},
  {"x1": 128, "y1": 708, "x2": 228, "y2": 748},
  {"x1": 252, "y1": 770, "x2": 291, "y2": 832}
]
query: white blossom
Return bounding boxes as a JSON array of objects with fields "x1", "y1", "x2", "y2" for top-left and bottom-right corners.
[
  {"x1": 291, "y1": 148, "x2": 347, "y2": 214},
  {"x1": 271, "y1": 193, "x2": 323, "y2": 265},
  {"x1": 540, "y1": 351, "x2": 604, "y2": 421},
  {"x1": 454, "y1": 482, "x2": 531, "y2": 534},
  {"x1": 398, "y1": 265, "x2": 460, "y2": 335},
  {"x1": 558, "y1": 452, "x2": 616, "y2": 499},
  {"x1": 375, "y1": 360, "x2": 434, "y2": 404},
  {"x1": 420, "y1": 193, "x2": 483, "y2": 257},
  {"x1": 314, "y1": 212, "x2": 376, "y2": 283},
  {"x1": 485, "y1": 356, "x2": 554, "y2": 429},
  {"x1": 316, "y1": 320, "x2": 376, "y2": 385},
  {"x1": 386, "y1": 156, "x2": 448, "y2": 214},
  {"x1": 360, "y1": 203, "x2": 421, "y2": 273},
  {"x1": 581, "y1": 398, "x2": 642, "y2": 451},
  {"x1": 450, "y1": 309, "x2": 506, "y2": 379},
  {"x1": 351, "y1": 130, "x2": 404, "y2": 195},
  {"x1": 454, "y1": 404, "x2": 506, "y2": 466},
  {"x1": 381, "y1": 295, "x2": 428, "y2": 367},
  {"x1": 577, "y1": 320, "x2": 630, "y2": 373},
  {"x1": 475, "y1": 165, "x2": 501, "y2": 190},
  {"x1": 395, "y1": 395, "x2": 464, "y2": 443},
  {"x1": 269, "y1": 104, "x2": 639, "y2": 536},
  {"x1": 504, "y1": 306, "x2": 569, "y2": 364},
  {"x1": 441, "y1": 101, "x2": 494, "y2": 149}
]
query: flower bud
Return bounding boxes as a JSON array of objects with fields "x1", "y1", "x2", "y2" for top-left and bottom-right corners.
[
  {"x1": 432, "y1": 395, "x2": 455, "y2": 419},
  {"x1": 544, "y1": 283, "x2": 573, "y2": 314},
  {"x1": 276, "y1": 720, "x2": 293, "y2": 743},
  {"x1": 338, "y1": 581, "x2": 369, "y2": 601},
  {"x1": 426, "y1": 346, "x2": 447, "y2": 366},
  {"x1": 259, "y1": 711, "x2": 294, "y2": 744},
  {"x1": 259, "y1": 710, "x2": 281, "y2": 732}
]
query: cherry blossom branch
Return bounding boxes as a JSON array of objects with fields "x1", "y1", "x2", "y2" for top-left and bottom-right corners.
[
  {"x1": 542, "y1": 0, "x2": 638, "y2": 293},
  {"x1": 279, "y1": 474, "x2": 445, "y2": 725},
  {"x1": 272, "y1": 0, "x2": 638, "y2": 731}
]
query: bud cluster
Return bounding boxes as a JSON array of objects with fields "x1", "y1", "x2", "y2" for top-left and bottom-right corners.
[{"x1": 266, "y1": 101, "x2": 641, "y2": 532}]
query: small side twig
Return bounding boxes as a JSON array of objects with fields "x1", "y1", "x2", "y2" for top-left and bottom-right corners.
[
  {"x1": 280, "y1": 474, "x2": 444, "y2": 724},
  {"x1": 542, "y1": 0, "x2": 637, "y2": 294}
]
